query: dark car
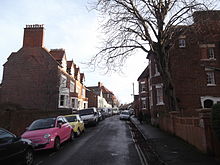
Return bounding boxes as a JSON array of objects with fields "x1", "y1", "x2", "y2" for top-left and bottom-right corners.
[{"x1": 0, "y1": 128, "x2": 34, "y2": 165}]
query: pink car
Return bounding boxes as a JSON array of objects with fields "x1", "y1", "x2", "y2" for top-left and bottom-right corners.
[{"x1": 21, "y1": 116, "x2": 74, "y2": 151}]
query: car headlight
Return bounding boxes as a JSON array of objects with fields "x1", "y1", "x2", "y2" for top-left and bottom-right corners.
[{"x1": 44, "y1": 133, "x2": 51, "y2": 139}]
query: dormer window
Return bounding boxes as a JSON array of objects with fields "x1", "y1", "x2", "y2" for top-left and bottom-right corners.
[{"x1": 179, "y1": 39, "x2": 186, "y2": 48}]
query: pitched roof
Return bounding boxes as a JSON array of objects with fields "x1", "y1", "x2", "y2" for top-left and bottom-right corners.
[
  {"x1": 137, "y1": 66, "x2": 149, "y2": 81},
  {"x1": 49, "y1": 49, "x2": 65, "y2": 62},
  {"x1": 67, "y1": 60, "x2": 74, "y2": 69},
  {"x1": 101, "y1": 86, "x2": 113, "y2": 94}
]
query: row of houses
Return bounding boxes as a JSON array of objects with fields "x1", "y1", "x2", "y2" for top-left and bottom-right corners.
[
  {"x1": 134, "y1": 11, "x2": 220, "y2": 156},
  {"x1": 0, "y1": 24, "x2": 119, "y2": 111}
]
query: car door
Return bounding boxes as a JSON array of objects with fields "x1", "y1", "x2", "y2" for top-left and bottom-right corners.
[
  {"x1": 77, "y1": 115, "x2": 84, "y2": 131},
  {"x1": 61, "y1": 117, "x2": 71, "y2": 141},
  {"x1": 0, "y1": 129, "x2": 24, "y2": 164},
  {"x1": 56, "y1": 117, "x2": 66, "y2": 142}
]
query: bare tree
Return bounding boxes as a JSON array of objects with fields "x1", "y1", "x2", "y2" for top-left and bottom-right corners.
[{"x1": 90, "y1": 0, "x2": 217, "y2": 111}]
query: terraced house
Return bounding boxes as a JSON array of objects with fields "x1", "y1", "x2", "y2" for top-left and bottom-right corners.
[{"x1": 0, "y1": 24, "x2": 88, "y2": 110}]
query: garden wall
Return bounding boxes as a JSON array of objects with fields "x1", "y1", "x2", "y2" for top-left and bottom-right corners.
[{"x1": 0, "y1": 109, "x2": 72, "y2": 136}]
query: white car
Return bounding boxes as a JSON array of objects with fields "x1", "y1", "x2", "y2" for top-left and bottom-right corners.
[{"x1": 119, "y1": 111, "x2": 130, "y2": 120}]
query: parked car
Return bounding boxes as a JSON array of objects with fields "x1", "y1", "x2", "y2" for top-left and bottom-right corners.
[
  {"x1": 98, "y1": 111, "x2": 103, "y2": 121},
  {"x1": 0, "y1": 128, "x2": 34, "y2": 165},
  {"x1": 112, "y1": 108, "x2": 120, "y2": 115},
  {"x1": 21, "y1": 116, "x2": 74, "y2": 151},
  {"x1": 79, "y1": 108, "x2": 99, "y2": 126},
  {"x1": 119, "y1": 111, "x2": 130, "y2": 120},
  {"x1": 64, "y1": 114, "x2": 85, "y2": 137}
]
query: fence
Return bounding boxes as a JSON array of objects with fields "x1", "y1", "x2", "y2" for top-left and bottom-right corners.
[{"x1": 159, "y1": 109, "x2": 220, "y2": 158}]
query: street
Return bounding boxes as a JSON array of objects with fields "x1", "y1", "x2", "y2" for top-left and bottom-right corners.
[{"x1": 34, "y1": 115, "x2": 142, "y2": 165}]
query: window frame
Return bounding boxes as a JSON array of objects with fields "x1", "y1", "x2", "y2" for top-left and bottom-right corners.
[
  {"x1": 179, "y1": 39, "x2": 186, "y2": 48},
  {"x1": 156, "y1": 84, "x2": 164, "y2": 105},
  {"x1": 206, "y1": 71, "x2": 215, "y2": 86}
]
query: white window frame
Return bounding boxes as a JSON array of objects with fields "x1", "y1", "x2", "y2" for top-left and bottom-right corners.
[
  {"x1": 70, "y1": 81, "x2": 75, "y2": 92},
  {"x1": 59, "y1": 94, "x2": 69, "y2": 108},
  {"x1": 156, "y1": 84, "x2": 164, "y2": 105},
  {"x1": 60, "y1": 74, "x2": 67, "y2": 88},
  {"x1": 71, "y1": 97, "x2": 78, "y2": 109},
  {"x1": 140, "y1": 81, "x2": 146, "y2": 93},
  {"x1": 208, "y1": 47, "x2": 215, "y2": 59},
  {"x1": 154, "y1": 63, "x2": 160, "y2": 77},
  {"x1": 200, "y1": 96, "x2": 220, "y2": 108},
  {"x1": 206, "y1": 71, "x2": 215, "y2": 86},
  {"x1": 141, "y1": 97, "x2": 147, "y2": 109},
  {"x1": 179, "y1": 39, "x2": 186, "y2": 48}
]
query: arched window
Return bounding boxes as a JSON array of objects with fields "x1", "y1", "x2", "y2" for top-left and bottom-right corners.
[{"x1": 204, "y1": 99, "x2": 214, "y2": 108}]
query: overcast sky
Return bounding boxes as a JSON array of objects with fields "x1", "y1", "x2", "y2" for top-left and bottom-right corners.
[{"x1": 0, "y1": 0, "x2": 148, "y2": 104}]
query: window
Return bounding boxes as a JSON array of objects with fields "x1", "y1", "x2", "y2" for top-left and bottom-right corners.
[
  {"x1": 0, "y1": 129, "x2": 14, "y2": 143},
  {"x1": 60, "y1": 95, "x2": 65, "y2": 106},
  {"x1": 140, "y1": 83, "x2": 146, "y2": 92},
  {"x1": 206, "y1": 72, "x2": 215, "y2": 85},
  {"x1": 204, "y1": 99, "x2": 214, "y2": 108},
  {"x1": 179, "y1": 39, "x2": 186, "y2": 48},
  {"x1": 59, "y1": 95, "x2": 69, "y2": 107},
  {"x1": 60, "y1": 75, "x2": 67, "y2": 88},
  {"x1": 155, "y1": 64, "x2": 160, "y2": 76},
  {"x1": 156, "y1": 84, "x2": 164, "y2": 105},
  {"x1": 141, "y1": 98, "x2": 147, "y2": 109},
  {"x1": 208, "y1": 48, "x2": 215, "y2": 59},
  {"x1": 70, "y1": 81, "x2": 75, "y2": 92},
  {"x1": 84, "y1": 102, "x2": 87, "y2": 109}
]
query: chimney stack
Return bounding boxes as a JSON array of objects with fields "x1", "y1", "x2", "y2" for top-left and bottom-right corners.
[
  {"x1": 98, "y1": 82, "x2": 102, "y2": 87},
  {"x1": 23, "y1": 24, "x2": 44, "y2": 47}
]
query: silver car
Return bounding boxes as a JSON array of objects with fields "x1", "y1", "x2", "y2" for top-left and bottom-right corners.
[{"x1": 119, "y1": 111, "x2": 130, "y2": 120}]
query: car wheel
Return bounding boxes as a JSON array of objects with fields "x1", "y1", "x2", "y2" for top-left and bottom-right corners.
[
  {"x1": 24, "y1": 148, "x2": 34, "y2": 165},
  {"x1": 75, "y1": 128, "x2": 81, "y2": 137},
  {"x1": 54, "y1": 137, "x2": 60, "y2": 151},
  {"x1": 69, "y1": 131, "x2": 74, "y2": 141}
]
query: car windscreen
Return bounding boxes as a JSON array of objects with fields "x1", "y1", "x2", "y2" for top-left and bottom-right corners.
[
  {"x1": 65, "y1": 116, "x2": 77, "y2": 122},
  {"x1": 79, "y1": 109, "x2": 94, "y2": 116},
  {"x1": 121, "y1": 112, "x2": 129, "y2": 115},
  {"x1": 28, "y1": 118, "x2": 56, "y2": 131}
]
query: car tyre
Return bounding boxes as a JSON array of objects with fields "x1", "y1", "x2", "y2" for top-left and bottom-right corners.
[
  {"x1": 69, "y1": 131, "x2": 75, "y2": 142},
  {"x1": 54, "y1": 137, "x2": 60, "y2": 151},
  {"x1": 69, "y1": 131, "x2": 74, "y2": 141},
  {"x1": 24, "y1": 148, "x2": 34, "y2": 165}
]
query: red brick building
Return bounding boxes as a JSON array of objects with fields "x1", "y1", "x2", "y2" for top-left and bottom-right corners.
[
  {"x1": 142, "y1": 11, "x2": 220, "y2": 122},
  {"x1": 86, "y1": 82, "x2": 119, "y2": 108},
  {"x1": 0, "y1": 24, "x2": 88, "y2": 110},
  {"x1": 137, "y1": 10, "x2": 220, "y2": 156}
]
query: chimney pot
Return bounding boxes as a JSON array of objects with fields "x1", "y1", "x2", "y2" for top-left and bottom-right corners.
[{"x1": 23, "y1": 24, "x2": 44, "y2": 47}]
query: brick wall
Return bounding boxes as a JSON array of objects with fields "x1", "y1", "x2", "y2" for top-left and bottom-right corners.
[
  {"x1": 0, "y1": 109, "x2": 72, "y2": 136},
  {"x1": 159, "y1": 110, "x2": 220, "y2": 157},
  {"x1": 1, "y1": 48, "x2": 60, "y2": 110}
]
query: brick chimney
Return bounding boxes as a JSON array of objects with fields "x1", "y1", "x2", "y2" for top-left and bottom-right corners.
[
  {"x1": 98, "y1": 82, "x2": 103, "y2": 87},
  {"x1": 23, "y1": 24, "x2": 44, "y2": 47}
]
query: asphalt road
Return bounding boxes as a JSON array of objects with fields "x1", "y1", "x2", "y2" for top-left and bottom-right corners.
[{"x1": 34, "y1": 115, "x2": 142, "y2": 165}]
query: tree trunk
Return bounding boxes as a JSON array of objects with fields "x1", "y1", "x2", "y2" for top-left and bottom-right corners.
[{"x1": 152, "y1": 46, "x2": 179, "y2": 112}]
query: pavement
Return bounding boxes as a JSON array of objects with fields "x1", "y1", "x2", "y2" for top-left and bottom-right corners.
[{"x1": 130, "y1": 116, "x2": 220, "y2": 165}]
